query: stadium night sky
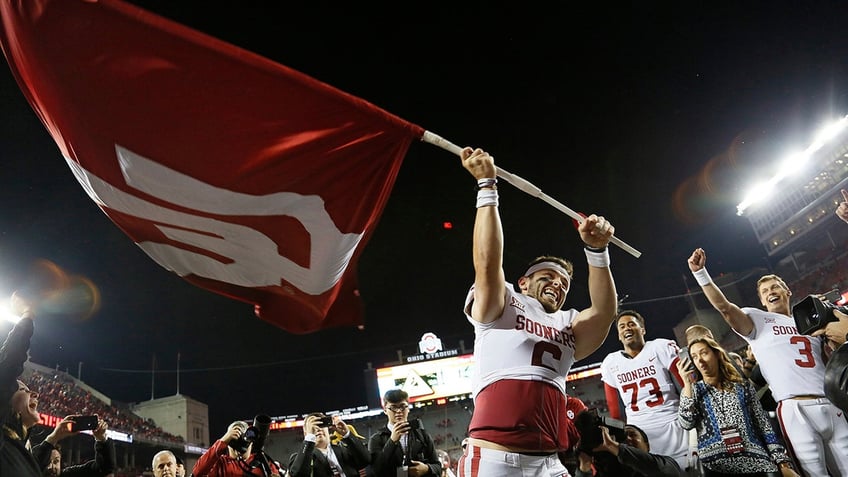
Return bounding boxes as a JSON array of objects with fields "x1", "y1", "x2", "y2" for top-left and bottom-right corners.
[{"x1": 2, "y1": 1, "x2": 848, "y2": 436}]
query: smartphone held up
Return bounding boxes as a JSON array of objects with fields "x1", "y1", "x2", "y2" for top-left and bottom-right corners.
[{"x1": 69, "y1": 415, "x2": 98, "y2": 432}]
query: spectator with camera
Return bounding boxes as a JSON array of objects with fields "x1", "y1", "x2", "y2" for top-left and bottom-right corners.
[
  {"x1": 677, "y1": 337, "x2": 797, "y2": 477},
  {"x1": 793, "y1": 292, "x2": 848, "y2": 413},
  {"x1": 192, "y1": 420, "x2": 282, "y2": 477},
  {"x1": 31, "y1": 415, "x2": 115, "y2": 476},
  {"x1": 288, "y1": 413, "x2": 369, "y2": 477},
  {"x1": 688, "y1": 248, "x2": 848, "y2": 476},
  {"x1": 1, "y1": 291, "x2": 42, "y2": 477},
  {"x1": 819, "y1": 309, "x2": 848, "y2": 412},
  {"x1": 573, "y1": 415, "x2": 683, "y2": 477},
  {"x1": 369, "y1": 389, "x2": 441, "y2": 477}
]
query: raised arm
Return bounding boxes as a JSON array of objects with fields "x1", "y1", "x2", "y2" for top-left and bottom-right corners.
[
  {"x1": 461, "y1": 147, "x2": 506, "y2": 324},
  {"x1": 676, "y1": 358, "x2": 700, "y2": 431},
  {"x1": 836, "y1": 189, "x2": 848, "y2": 224},
  {"x1": 687, "y1": 248, "x2": 754, "y2": 336},
  {"x1": 572, "y1": 214, "x2": 618, "y2": 360},
  {"x1": 1, "y1": 291, "x2": 35, "y2": 416}
]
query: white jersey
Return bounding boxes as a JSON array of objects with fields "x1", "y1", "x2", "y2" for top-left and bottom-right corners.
[
  {"x1": 739, "y1": 307, "x2": 826, "y2": 402},
  {"x1": 600, "y1": 338, "x2": 682, "y2": 427},
  {"x1": 464, "y1": 283, "x2": 578, "y2": 397}
]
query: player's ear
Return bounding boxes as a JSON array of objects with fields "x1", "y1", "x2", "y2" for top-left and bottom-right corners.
[{"x1": 517, "y1": 276, "x2": 528, "y2": 291}]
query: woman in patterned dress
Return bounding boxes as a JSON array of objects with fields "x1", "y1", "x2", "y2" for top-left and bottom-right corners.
[{"x1": 676, "y1": 337, "x2": 798, "y2": 477}]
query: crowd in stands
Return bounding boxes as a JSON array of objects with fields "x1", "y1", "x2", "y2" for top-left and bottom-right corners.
[
  {"x1": 24, "y1": 368, "x2": 184, "y2": 445},
  {"x1": 777, "y1": 238, "x2": 848, "y2": 299}
]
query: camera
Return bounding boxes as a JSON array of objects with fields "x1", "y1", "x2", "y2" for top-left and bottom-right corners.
[
  {"x1": 228, "y1": 425, "x2": 259, "y2": 454},
  {"x1": 69, "y1": 415, "x2": 98, "y2": 432},
  {"x1": 407, "y1": 418, "x2": 422, "y2": 430},
  {"x1": 792, "y1": 291, "x2": 848, "y2": 335},
  {"x1": 319, "y1": 416, "x2": 334, "y2": 428},
  {"x1": 573, "y1": 408, "x2": 626, "y2": 454},
  {"x1": 252, "y1": 414, "x2": 272, "y2": 453}
]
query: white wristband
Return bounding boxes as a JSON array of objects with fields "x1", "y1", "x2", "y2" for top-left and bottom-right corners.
[
  {"x1": 584, "y1": 248, "x2": 610, "y2": 268},
  {"x1": 692, "y1": 268, "x2": 712, "y2": 286},
  {"x1": 476, "y1": 189, "x2": 499, "y2": 208}
]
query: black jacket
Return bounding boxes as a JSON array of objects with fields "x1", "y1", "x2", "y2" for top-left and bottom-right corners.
[
  {"x1": 0, "y1": 317, "x2": 41, "y2": 477},
  {"x1": 825, "y1": 342, "x2": 848, "y2": 413},
  {"x1": 288, "y1": 434, "x2": 370, "y2": 477},
  {"x1": 368, "y1": 427, "x2": 441, "y2": 477},
  {"x1": 575, "y1": 444, "x2": 684, "y2": 477},
  {"x1": 0, "y1": 318, "x2": 41, "y2": 477},
  {"x1": 32, "y1": 438, "x2": 116, "y2": 477}
]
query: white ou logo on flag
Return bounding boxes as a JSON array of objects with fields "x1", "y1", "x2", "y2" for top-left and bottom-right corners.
[{"x1": 64, "y1": 144, "x2": 363, "y2": 295}]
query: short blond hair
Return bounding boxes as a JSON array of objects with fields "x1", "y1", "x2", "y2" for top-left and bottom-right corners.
[{"x1": 756, "y1": 274, "x2": 789, "y2": 293}]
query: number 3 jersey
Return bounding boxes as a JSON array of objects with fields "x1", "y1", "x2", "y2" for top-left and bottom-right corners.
[
  {"x1": 739, "y1": 307, "x2": 826, "y2": 402},
  {"x1": 600, "y1": 338, "x2": 682, "y2": 427}
]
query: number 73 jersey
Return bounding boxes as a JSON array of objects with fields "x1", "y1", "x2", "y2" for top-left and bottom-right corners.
[{"x1": 600, "y1": 339, "x2": 682, "y2": 426}]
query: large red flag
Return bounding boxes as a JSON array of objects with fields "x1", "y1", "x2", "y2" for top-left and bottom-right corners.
[{"x1": 0, "y1": 0, "x2": 425, "y2": 333}]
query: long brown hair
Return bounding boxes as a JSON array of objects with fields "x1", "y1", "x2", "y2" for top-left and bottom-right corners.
[{"x1": 688, "y1": 337, "x2": 743, "y2": 389}]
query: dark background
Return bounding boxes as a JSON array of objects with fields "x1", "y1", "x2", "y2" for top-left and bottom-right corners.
[{"x1": 2, "y1": 1, "x2": 848, "y2": 437}]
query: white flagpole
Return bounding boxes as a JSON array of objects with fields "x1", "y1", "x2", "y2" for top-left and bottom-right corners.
[
  {"x1": 176, "y1": 352, "x2": 181, "y2": 395},
  {"x1": 421, "y1": 131, "x2": 642, "y2": 258}
]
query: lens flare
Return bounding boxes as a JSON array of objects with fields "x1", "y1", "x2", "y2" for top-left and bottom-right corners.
[{"x1": 41, "y1": 275, "x2": 101, "y2": 322}]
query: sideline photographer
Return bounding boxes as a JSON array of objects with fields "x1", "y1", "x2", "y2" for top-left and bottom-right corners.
[
  {"x1": 369, "y1": 389, "x2": 440, "y2": 477},
  {"x1": 792, "y1": 292, "x2": 848, "y2": 412},
  {"x1": 287, "y1": 413, "x2": 369, "y2": 477},
  {"x1": 192, "y1": 419, "x2": 282, "y2": 477},
  {"x1": 574, "y1": 409, "x2": 683, "y2": 477}
]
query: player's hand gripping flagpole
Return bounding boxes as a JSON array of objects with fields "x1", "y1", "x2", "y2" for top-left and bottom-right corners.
[{"x1": 422, "y1": 131, "x2": 642, "y2": 258}]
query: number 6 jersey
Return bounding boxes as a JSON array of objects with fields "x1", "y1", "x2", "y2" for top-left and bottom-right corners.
[
  {"x1": 464, "y1": 284, "x2": 581, "y2": 450},
  {"x1": 465, "y1": 284, "x2": 579, "y2": 397}
]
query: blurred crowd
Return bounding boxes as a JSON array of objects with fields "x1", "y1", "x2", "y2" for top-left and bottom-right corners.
[{"x1": 25, "y1": 370, "x2": 184, "y2": 445}]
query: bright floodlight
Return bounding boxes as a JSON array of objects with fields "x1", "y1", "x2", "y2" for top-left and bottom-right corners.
[
  {"x1": 1, "y1": 303, "x2": 22, "y2": 324},
  {"x1": 810, "y1": 116, "x2": 848, "y2": 151},
  {"x1": 737, "y1": 181, "x2": 777, "y2": 215},
  {"x1": 737, "y1": 115, "x2": 848, "y2": 215},
  {"x1": 775, "y1": 151, "x2": 807, "y2": 180}
]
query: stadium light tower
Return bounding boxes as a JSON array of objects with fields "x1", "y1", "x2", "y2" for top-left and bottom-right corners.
[
  {"x1": 737, "y1": 115, "x2": 848, "y2": 216},
  {"x1": 2, "y1": 302, "x2": 22, "y2": 324}
]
